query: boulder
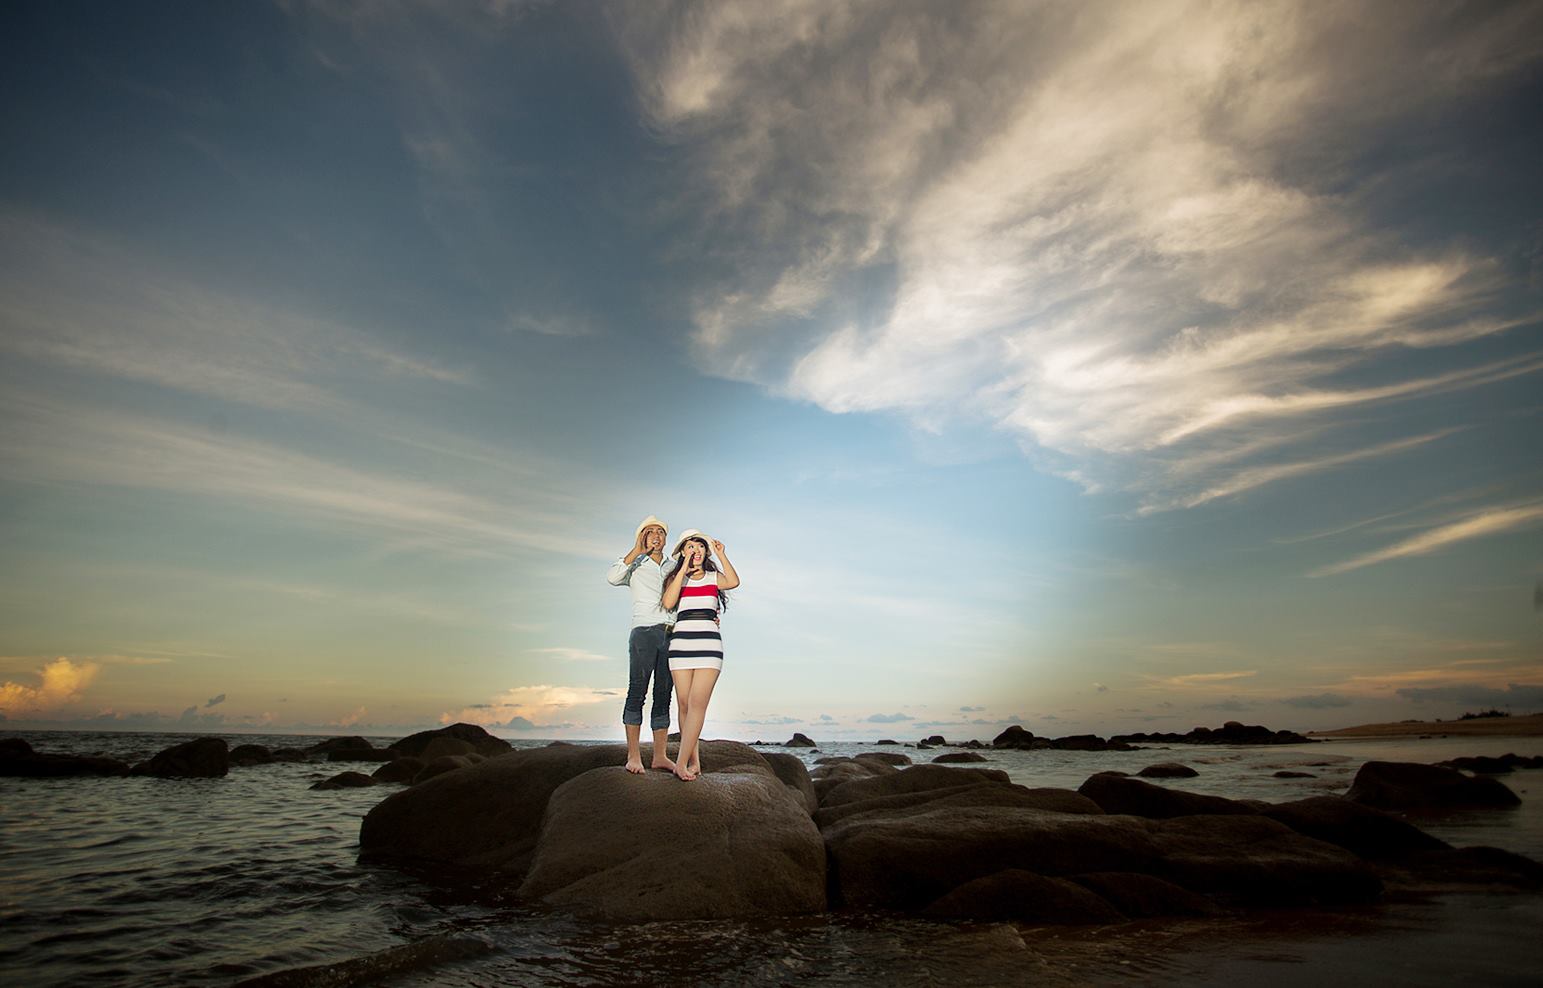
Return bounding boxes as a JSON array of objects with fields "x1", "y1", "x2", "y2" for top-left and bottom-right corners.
[
  {"x1": 762, "y1": 752, "x2": 818, "y2": 814},
  {"x1": 821, "y1": 764, "x2": 1012, "y2": 809},
  {"x1": 921, "y1": 735, "x2": 948, "y2": 746},
  {"x1": 359, "y1": 740, "x2": 771, "y2": 879},
  {"x1": 1136, "y1": 762, "x2": 1197, "y2": 779},
  {"x1": 855, "y1": 751, "x2": 912, "y2": 767},
  {"x1": 270, "y1": 747, "x2": 307, "y2": 763},
  {"x1": 823, "y1": 805, "x2": 1380, "y2": 911},
  {"x1": 229, "y1": 744, "x2": 273, "y2": 766},
  {"x1": 388, "y1": 723, "x2": 513, "y2": 759},
  {"x1": 328, "y1": 748, "x2": 394, "y2": 762},
  {"x1": 307, "y1": 736, "x2": 376, "y2": 755},
  {"x1": 992, "y1": 725, "x2": 1035, "y2": 749},
  {"x1": 812, "y1": 760, "x2": 894, "y2": 803},
  {"x1": 923, "y1": 869, "x2": 1125, "y2": 924},
  {"x1": 311, "y1": 771, "x2": 375, "y2": 790},
  {"x1": 1077, "y1": 773, "x2": 1257, "y2": 819},
  {"x1": 1260, "y1": 796, "x2": 1449, "y2": 859},
  {"x1": 1070, "y1": 871, "x2": 1220, "y2": 918},
  {"x1": 1273, "y1": 770, "x2": 1316, "y2": 779},
  {"x1": 1111, "y1": 722, "x2": 1314, "y2": 745},
  {"x1": 419, "y1": 737, "x2": 477, "y2": 760},
  {"x1": 784, "y1": 733, "x2": 817, "y2": 748},
  {"x1": 1344, "y1": 761, "x2": 1521, "y2": 811},
  {"x1": 372, "y1": 757, "x2": 425, "y2": 784},
  {"x1": 518, "y1": 767, "x2": 825, "y2": 920},
  {"x1": 814, "y1": 782, "x2": 1102, "y2": 829},
  {"x1": 933, "y1": 752, "x2": 988, "y2": 764},
  {"x1": 0, "y1": 742, "x2": 130, "y2": 777},
  {"x1": 412, "y1": 755, "x2": 477, "y2": 784},
  {"x1": 875, "y1": 739, "x2": 900, "y2": 746},
  {"x1": 132, "y1": 737, "x2": 228, "y2": 778}
]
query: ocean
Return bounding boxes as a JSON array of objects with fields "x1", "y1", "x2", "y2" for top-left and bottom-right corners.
[{"x1": 2, "y1": 730, "x2": 1540, "y2": 987}]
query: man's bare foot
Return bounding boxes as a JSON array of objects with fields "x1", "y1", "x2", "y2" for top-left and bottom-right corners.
[
  {"x1": 625, "y1": 755, "x2": 645, "y2": 775},
  {"x1": 651, "y1": 755, "x2": 677, "y2": 772}
]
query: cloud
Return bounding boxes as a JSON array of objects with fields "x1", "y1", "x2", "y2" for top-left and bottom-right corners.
[
  {"x1": 1312, "y1": 500, "x2": 1543, "y2": 576},
  {"x1": 1157, "y1": 670, "x2": 1258, "y2": 689},
  {"x1": 742, "y1": 715, "x2": 800, "y2": 726},
  {"x1": 613, "y1": 2, "x2": 1543, "y2": 507},
  {"x1": 1093, "y1": 683, "x2": 1109, "y2": 693},
  {"x1": 205, "y1": 693, "x2": 226, "y2": 708},
  {"x1": 530, "y1": 647, "x2": 612, "y2": 663},
  {"x1": 1396, "y1": 683, "x2": 1543, "y2": 709},
  {"x1": 819, "y1": 714, "x2": 835, "y2": 722},
  {"x1": 442, "y1": 684, "x2": 618, "y2": 729},
  {"x1": 0, "y1": 657, "x2": 101, "y2": 714},
  {"x1": 959, "y1": 705, "x2": 984, "y2": 712},
  {"x1": 0, "y1": 392, "x2": 616, "y2": 562},
  {"x1": 1280, "y1": 692, "x2": 1353, "y2": 709},
  {"x1": 336, "y1": 706, "x2": 368, "y2": 728},
  {"x1": 865, "y1": 712, "x2": 914, "y2": 723}
]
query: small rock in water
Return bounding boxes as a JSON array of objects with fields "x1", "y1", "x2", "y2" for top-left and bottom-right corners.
[
  {"x1": 784, "y1": 733, "x2": 816, "y2": 747},
  {"x1": 1137, "y1": 762, "x2": 1198, "y2": 778},
  {"x1": 1273, "y1": 770, "x2": 1317, "y2": 779},
  {"x1": 312, "y1": 771, "x2": 375, "y2": 790}
]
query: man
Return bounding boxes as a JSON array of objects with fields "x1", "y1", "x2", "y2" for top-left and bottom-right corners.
[{"x1": 606, "y1": 515, "x2": 678, "y2": 774}]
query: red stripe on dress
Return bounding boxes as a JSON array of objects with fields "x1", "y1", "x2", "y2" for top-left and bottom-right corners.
[{"x1": 680, "y1": 585, "x2": 718, "y2": 597}]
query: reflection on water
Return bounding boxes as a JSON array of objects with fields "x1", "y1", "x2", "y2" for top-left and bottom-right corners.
[{"x1": 1, "y1": 730, "x2": 1540, "y2": 987}]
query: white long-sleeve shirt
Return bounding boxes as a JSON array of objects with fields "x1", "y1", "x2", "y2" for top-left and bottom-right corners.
[{"x1": 606, "y1": 553, "x2": 679, "y2": 628}]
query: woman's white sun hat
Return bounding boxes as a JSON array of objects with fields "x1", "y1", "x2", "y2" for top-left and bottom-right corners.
[
  {"x1": 635, "y1": 515, "x2": 668, "y2": 540},
  {"x1": 671, "y1": 529, "x2": 713, "y2": 560}
]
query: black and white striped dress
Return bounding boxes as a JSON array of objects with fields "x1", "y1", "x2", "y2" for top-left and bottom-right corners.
[{"x1": 667, "y1": 572, "x2": 723, "y2": 671}]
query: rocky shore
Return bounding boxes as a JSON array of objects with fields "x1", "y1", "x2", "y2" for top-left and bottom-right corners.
[
  {"x1": 7, "y1": 723, "x2": 1540, "y2": 932},
  {"x1": 349, "y1": 727, "x2": 1542, "y2": 926}
]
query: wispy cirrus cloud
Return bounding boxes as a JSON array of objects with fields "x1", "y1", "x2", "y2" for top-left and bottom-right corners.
[
  {"x1": 0, "y1": 392, "x2": 615, "y2": 561},
  {"x1": 1312, "y1": 499, "x2": 1543, "y2": 576},
  {"x1": 612, "y1": 0, "x2": 1543, "y2": 507},
  {"x1": 529, "y1": 647, "x2": 612, "y2": 664}
]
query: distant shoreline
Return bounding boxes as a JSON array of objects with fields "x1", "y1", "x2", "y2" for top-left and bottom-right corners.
[{"x1": 1310, "y1": 712, "x2": 1543, "y2": 738}]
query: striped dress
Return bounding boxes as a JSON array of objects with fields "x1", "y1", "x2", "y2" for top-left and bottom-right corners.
[{"x1": 667, "y1": 572, "x2": 723, "y2": 671}]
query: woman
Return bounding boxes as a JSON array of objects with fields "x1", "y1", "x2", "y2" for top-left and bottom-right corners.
[{"x1": 660, "y1": 529, "x2": 739, "y2": 781}]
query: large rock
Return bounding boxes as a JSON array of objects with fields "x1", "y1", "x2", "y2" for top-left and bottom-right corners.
[
  {"x1": 821, "y1": 764, "x2": 1011, "y2": 809},
  {"x1": 229, "y1": 744, "x2": 273, "y2": 766},
  {"x1": 1112, "y1": 721, "x2": 1314, "y2": 745},
  {"x1": 372, "y1": 757, "x2": 425, "y2": 784},
  {"x1": 855, "y1": 751, "x2": 912, "y2": 767},
  {"x1": 1345, "y1": 761, "x2": 1521, "y2": 811},
  {"x1": 306, "y1": 736, "x2": 376, "y2": 755},
  {"x1": 132, "y1": 737, "x2": 228, "y2": 778},
  {"x1": 518, "y1": 767, "x2": 826, "y2": 920},
  {"x1": 783, "y1": 733, "x2": 816, "y2": 748},
  {"x1": 923, "y1": 869, "x2": 1125, "y2": 924},
  {"x1": 1070, "y1": 871, "x2": 1219, "y2": 918},
  {"x1": 328, "y1": 748, "x2": 394, "y2": 762},
  {"x1": 359, "y1": 740, "x2": 769, "y2": 879},
  {"x1": 1390, "y1": 846, "x2": 1543, "y2": 889},
  {"x1": 815, "y1": 783, "x2": 1102, "y2": 830},
  {"x1": 419, "y1": 736, "x2": 476, "y2": 760},
  {"x1": 0, "y1": 739, "x2": 130, "y2": 777},
  {"x1": 388, "y1": 723, "x2": 513, "y2": 759},
  {"x1": 311, "y1": 771, "x2": 375, "y2": 790},
  {"x1": 762, "y1": 752, "x2": 818, "y2": 813},
  {"x1": 992, "y1": 725, "x2": 1035, "y2": 749},
  {"x1": 412, "y1": 755, "x2": 478, "y2": 784},
  {"x1": 1137, "y1": 762, "x2": 1197, "y2": 778},
  {"x1": 933, "y1": 752, "x2": 988, "y2": 764},
  {"x1": 1260, "y1": 796, "x2": 1450, "y2": 859},
  {"x1": 823, "y1": 805, "x2": 1380, "y2": 912},
  {"x1": 1077, "y1": 773, "x2": 1258, "y2": 818}
]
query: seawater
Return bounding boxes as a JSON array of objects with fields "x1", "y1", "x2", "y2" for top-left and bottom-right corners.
[{"x1": 1, "y1": 730, "x2": 1541, "y2": 987}]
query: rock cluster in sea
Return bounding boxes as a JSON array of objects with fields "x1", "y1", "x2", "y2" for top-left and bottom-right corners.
[{"x1": 351, "y1": 735, "x2": 1543, "y2": 925}]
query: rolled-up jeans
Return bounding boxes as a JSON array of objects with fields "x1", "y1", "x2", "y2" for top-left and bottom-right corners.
[{"x1": 622, "y1": 623, "x2": 672, "y2": 730}]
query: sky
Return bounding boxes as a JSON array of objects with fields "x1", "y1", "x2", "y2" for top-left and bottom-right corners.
[{"x1": 1, "y1": 0, "x2": 1541, "y2": 740}]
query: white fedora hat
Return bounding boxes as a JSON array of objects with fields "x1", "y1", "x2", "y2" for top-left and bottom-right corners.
[
  {"x1": 671, "y1": 529, "x2": 713, "y2": 559},
  {"x1": 634, "y1": 515, "x2": 668, "y2": 540}
]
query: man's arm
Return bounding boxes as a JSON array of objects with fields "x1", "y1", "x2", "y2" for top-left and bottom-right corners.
[{"x1": 606, "y1": 530, "x2": 650, "y2": 586}]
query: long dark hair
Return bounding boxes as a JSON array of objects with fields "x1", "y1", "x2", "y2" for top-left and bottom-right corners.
[{"x1": 668, "y1": 537, "x2": 730, "y2": 612}]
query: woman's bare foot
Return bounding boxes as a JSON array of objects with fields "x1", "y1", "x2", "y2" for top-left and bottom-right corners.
[
  {"x1": 685, "y1": 758, "x2": 700, "y2": 777},
  {"x1": 673, "y1": 762, "x2": 696, "y2": 781},
  {"x1": 651, "y1": 754, "x2": 677, "y2": 772},
  {"x1": 625, "y1": 754, "x2": 645, "y2": 775}
]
